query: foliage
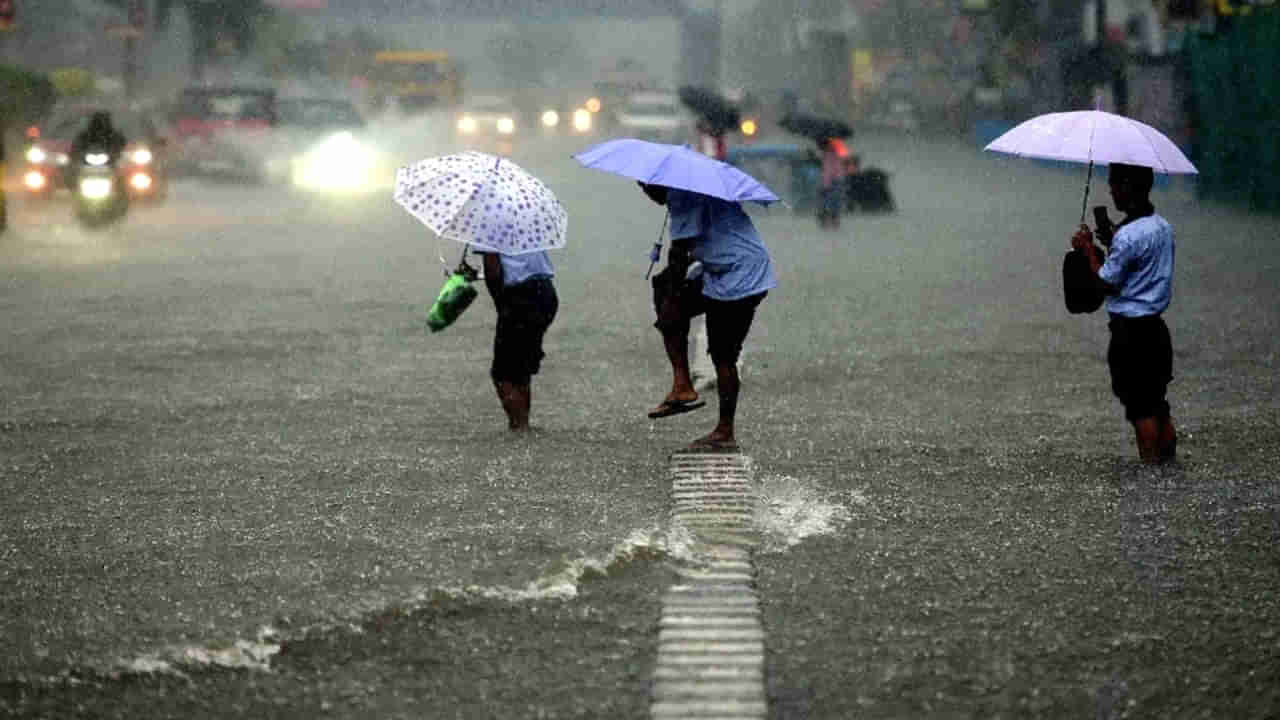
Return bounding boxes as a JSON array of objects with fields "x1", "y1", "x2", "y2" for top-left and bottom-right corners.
[{"x1": 0, "y1": 64, "x2": 56, "y2": 129}]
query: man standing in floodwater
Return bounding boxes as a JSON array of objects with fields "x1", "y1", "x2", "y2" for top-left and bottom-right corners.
[
  {"x1": 1071, "y1": 163, "x2": 1177, "y2": 463},
  {"x1": 641, "y1": 182, "x2": 776, "y2": 451}
]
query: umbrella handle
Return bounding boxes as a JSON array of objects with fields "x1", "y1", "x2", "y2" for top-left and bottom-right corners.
[{"x1": 1079, "y1": 159, "x2": 1094, "y2": 226}]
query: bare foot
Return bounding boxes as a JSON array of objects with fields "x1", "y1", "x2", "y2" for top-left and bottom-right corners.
[{"x1": 686, "y1": 429, "x2": 737, "y2": 451}]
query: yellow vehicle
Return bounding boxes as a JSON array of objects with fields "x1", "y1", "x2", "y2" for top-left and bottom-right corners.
[{"x1": 369, "y1": 51, "x2": 463, "y2": 114}]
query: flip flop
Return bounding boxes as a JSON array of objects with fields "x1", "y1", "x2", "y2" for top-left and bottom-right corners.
[{"x1": 647, "y1": 399, "x2": 706, "y2": 419}]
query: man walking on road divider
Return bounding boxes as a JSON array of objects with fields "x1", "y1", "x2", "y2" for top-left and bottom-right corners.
[{"x1": 641, "y1": 181, "x2": 776, "y2": 451}]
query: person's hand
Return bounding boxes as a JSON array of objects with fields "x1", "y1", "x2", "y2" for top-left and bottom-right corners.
[{"x1": 1071, "y1": 224, "x2": 1094, "y2": 253}]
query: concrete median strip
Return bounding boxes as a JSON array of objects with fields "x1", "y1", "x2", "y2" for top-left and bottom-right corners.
[{"x1": 653, "y1": 452, "x2": 767, "y2": 720}]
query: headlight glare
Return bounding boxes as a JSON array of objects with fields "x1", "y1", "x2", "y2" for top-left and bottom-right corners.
[
  {"x1": 497, "y1": 117, "x2": 515, "y2": 134},
  {"x1": 26, "y1": 146, "x2": 47, "y2": 164}
]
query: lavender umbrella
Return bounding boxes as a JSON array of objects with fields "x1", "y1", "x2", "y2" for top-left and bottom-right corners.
[
  {"x1": 573, "y1": 138, "x2": 780, "y2": 206},
  {"x1": 984, "y1": 109, "x2": 1197, "y2": 221}
]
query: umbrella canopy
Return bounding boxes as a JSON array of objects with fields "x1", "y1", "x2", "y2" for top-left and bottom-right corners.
[
  {"x1": 984, "y1": 110, "x2": 1197, "y2": 174},
  {"x1": 677, "y1": 85, "x2": 741, "y2": 134},
  {"x1": 779, "y1": 112, "x2": 853, "y2": 142},
  {"x1": 393, "y1": 151, "x2": 568, "y2": 256},
  {"x1": 573, "y1": 138, "x2": 780, "y2": 205}
]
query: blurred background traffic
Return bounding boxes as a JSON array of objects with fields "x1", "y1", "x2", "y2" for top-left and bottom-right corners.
[{"x1": 0, "y1": 0, "x2": 1277, "y2": 220}]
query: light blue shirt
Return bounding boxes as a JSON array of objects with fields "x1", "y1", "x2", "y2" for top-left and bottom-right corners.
[
  {"x1": 1099, "y1": 213, "x2": 1174, "y2": 317},
  {"x1": 667, "y1": 189, "x2": 777, "y2": 301},
  {"x1": 482, "y1": 250, "x2": 555, "y2": 287}
]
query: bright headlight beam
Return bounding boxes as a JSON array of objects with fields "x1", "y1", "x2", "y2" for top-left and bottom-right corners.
[
  {"x1": 458, "y1": 116, "x2": 477, "y2": 133},
  {"x1": 541, "y1": 110, "x2": 560, "y2": 127},
  {"x1": 497, "y1": 117, "x2": 515, "y2": 134},
  {"x1": 79, "y1": 177, "x2": 113, "y2": 199},
  {"x1": 26, "y1": 146, "x2": 47, "y2": 164},
  {"x1": 132, "y1": 148, "x2": 153, "y2": 165}
]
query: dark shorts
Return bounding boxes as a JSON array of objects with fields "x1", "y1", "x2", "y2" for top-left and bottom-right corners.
[
  {"x1": 492, "y1": 276, "x2": 557, "y2": 384},
  {"x1": 1107, "y1": 313, "x2": 1173, "y2": 422},
  {"x1": 652, "y1": 265, "x2": 765, "y2": 367}
]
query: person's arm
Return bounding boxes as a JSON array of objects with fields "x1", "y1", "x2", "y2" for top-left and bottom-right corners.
[
  {"x1": 1071, "y1": 224, "x2": 1120, "y2": 296},
  {"x1": 481, "y1": 253, "x2": 504, "y2": 305}
]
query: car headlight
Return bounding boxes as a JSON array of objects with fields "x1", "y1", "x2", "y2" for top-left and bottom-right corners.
[
  {"x1": 24, "y1": 170, "x2": 47, "y2": 190},
  {"x1": 457, "y1": 116, "x2": 477, "y2": 134},
  {"x1": 85, "y1": 152, "x2": 110, "y2": 167},
  {"x1": 572, "y1": 108, "x2": 592, "y2": 132},
  {"x1": 25, "y1": 146, "x2": 47, "y2": 164},
  {"x1": 131, "y1": 148, "x2": 153, "y2": 165},
  {"x1": 497, "y1": 117, "x2": 516, "y2": 134},
  {"x1": 129, "y1": 172, "x2": 153, "y2": 191},
  {"x1": 541, "y1": 110, "x2": 560, "y2": 128},
  {"x1": 293, "y1": 132, "x2": 377, "y2": 191}
]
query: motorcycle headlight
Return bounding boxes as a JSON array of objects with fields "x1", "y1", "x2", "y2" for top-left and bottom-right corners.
[
  {"x1": 25, "y1": 146, "x2": 47, "y2": 164},
  {"x1": 131, "y1": 148, "x2": 153, "y2": 165},
  {"x1": 457, "y1": 116, "x2": 477, "y2": 134},
  {"x1": 541, "y1": 110, "x2": 560, "y2": 128},
  {"x1": 497, "y1": 117, "x2": 516, "y2": 135},
  {"x1": 80, "y1": 177, "x2": 114, "y2": 199}
]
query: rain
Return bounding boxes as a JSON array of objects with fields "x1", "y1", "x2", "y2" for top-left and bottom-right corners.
[{"x1": 2, "y1": 1, "x2": 1279, "y2": 718}]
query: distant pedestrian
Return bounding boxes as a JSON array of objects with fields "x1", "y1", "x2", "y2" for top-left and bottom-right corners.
[
  {"x1": 1070, "y1": 163, "x2": 1177, "y2": 463},
  {"x1": 477, "y1": 249, "x2": 559, "y2": 432},
  {"x1": 640, "y1": 182, "x2": 775, "y2": 451},
  {"x1": 817, "y1": 137, "x2": 848, "y2": 229}
]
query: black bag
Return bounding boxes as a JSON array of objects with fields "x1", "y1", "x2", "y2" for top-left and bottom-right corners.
[{"x1": 1063, "y1": 249, "x2": 1105, "y2": 314}]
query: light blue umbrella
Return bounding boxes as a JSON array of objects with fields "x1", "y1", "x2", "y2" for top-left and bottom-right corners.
[{"x1": 573, "y1": 138, "x2": 780, "y2": 205}]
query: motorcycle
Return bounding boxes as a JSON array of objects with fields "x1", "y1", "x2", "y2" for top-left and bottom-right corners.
[{"x1": 74, "y1": 148, "x2": 128, "y2": 228}]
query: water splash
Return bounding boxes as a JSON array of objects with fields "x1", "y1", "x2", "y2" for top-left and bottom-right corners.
[{"x1": 756, "y1": 474, "x2": 858, "y2": 553}]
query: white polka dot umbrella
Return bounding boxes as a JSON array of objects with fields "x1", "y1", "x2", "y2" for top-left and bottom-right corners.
[{"x1": 393, "y1": 151, "x2": 568, "y2": 255}]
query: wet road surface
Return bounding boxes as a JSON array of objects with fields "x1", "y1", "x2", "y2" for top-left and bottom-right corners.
[{"x1": 2, "y1": 130, "x2": 1278, "y2": 718}]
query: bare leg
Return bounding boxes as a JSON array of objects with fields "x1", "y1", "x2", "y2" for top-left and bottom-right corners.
[
  {"x1": 691, "y1": 361, "x2": 739, "y2": 449},
  {"x1": 1133, "y1": 417, "x2": 1162, "y2": 463},
  {"x1": 659, "y1": 327, "x2": 698, "y2": 406},
  {"x1": 1157, "y1": 415, "x2": 1177, "y2": 461},
  {"x1": 494, "y1": 380, "x2": 531, "y2": 431}
]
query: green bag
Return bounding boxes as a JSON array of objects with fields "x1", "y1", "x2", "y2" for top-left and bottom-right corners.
[{"x1": 426, "y1": 271, "x2": 479, "y2": 332}]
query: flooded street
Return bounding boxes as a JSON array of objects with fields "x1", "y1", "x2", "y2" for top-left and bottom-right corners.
[{"x1": 2, "y1": 128, "x2": 1279, "y2": 717}]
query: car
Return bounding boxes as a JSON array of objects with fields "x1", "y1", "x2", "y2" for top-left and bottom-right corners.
[
  {"x1": 275, "y1": 97, "x2": 384, "y2": 192},
  {"x1": 169, "y1": 85, "x2": 278, "y2": 180},
  {"x1": 454, "y1": 95, "x2": 521, "y2": 152},
  {"x1": 22, "y1": 105, "x2": 171, "y2": 203},
  {"x1": 615, "y1": 91, "x2": 690, "y2": 144}
]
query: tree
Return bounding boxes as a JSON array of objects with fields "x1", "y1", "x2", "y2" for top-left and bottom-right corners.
[{"x1": 104, "y1": 0, "x2": 271, "y2": 79}]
